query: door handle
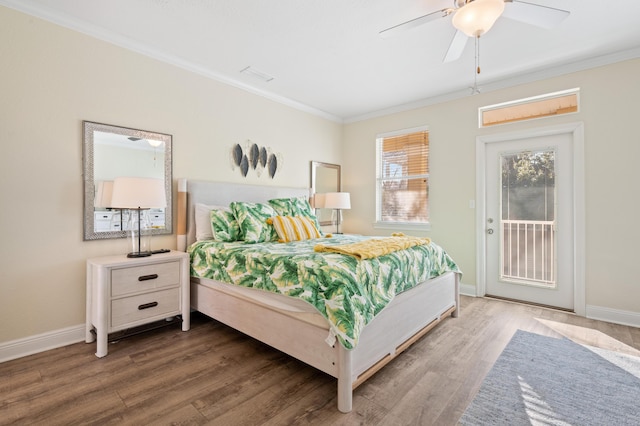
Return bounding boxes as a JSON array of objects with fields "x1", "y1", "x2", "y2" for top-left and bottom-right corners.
[{"x1": 487, "y1": 228, "x2": 494, "y2": 234}]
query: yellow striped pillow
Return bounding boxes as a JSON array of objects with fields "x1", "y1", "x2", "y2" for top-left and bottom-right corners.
[{"x1": 269, "y1": 215, "x2": 322, "y2": 242}]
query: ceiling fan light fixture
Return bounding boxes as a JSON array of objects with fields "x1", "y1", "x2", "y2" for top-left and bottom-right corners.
[{"x1": 452, "y1": 0, "x2": 505, "y2": 37}]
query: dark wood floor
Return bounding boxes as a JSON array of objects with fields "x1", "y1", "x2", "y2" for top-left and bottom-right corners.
[{"x1": 2, "y1": 296, "x2": 640, "y2": 425}]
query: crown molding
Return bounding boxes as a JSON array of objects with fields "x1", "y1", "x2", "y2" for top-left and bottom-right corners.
[
  {"x1": 0, "y1": 0, "x2": 343, "y2": 123},
  {"x1": 344, "y1": 46, "x2": 640, "y2": 123},
  {"x1": 3, "y1": 1, "x2": 639, "y2": 125}
]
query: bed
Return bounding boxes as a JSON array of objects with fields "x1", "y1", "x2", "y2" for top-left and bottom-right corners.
[{"x1": 177, "y1": 179, "x2": 461, "y2": 413}]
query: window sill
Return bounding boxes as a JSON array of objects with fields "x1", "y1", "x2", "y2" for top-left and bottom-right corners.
[{"x1": 373, "y1": 222, "x2": 431, "y2": 232}]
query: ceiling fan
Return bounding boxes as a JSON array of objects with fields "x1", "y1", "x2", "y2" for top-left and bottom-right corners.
[{"x1": 380, "y1": 0, "x2": 570, "y2": 63}]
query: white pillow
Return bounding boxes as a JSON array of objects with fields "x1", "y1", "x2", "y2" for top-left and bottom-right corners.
[{"x1": 195, "y1": 203, "x2": 229, "y2": 240}]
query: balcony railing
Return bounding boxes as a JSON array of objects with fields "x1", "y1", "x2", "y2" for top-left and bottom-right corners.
[{"x1": 502, "y1": 220, "x2": 555, "y2": 287}]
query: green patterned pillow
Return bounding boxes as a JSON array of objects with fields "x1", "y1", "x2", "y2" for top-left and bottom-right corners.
[
  {"x1": 268, "y1": 196, "x2": 323, "y2": 234},
  {"x1": 210, "y1": 209, "x2": 240, "y2": 242},
  {"x1": 230, "y1": 201, "x2": 278, "y2": 243}
]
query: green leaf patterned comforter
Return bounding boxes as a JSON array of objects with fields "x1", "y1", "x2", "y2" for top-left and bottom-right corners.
[{"x1": 189, "y1": 235, "x2": 461, "y2": 349}]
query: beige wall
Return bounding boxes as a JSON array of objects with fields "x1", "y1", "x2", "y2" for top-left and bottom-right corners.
[
  {"x1": 0, "y1": 7, "x2": 342, "y2": 342},
  {"x1": 343, "y1": 58, "x2": 640, "y2": 314}
]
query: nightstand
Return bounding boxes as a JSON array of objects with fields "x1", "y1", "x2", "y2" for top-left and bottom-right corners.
[{"x1": 85, "y1": 250, "x2": 190, "y2": 357}]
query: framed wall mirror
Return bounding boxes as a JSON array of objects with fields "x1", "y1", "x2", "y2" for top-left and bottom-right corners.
[
  {"x1": 83, "y1": 121, "x2": 172, "y2": 241},
  {"x1": 310, "y1": 161, "x2": 341, "y2": 226}
]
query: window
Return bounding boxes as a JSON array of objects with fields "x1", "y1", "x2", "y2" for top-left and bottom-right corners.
[
  {"x1": 479, "y1": 88, "x2": 579, "y2": 127},
  {"x1": 376, "y1": 127, "x2": 429, "y2": 229}
]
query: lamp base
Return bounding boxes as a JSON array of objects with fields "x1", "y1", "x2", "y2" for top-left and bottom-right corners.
[{"x1": 127, "y1": 251, "x2": 152, "y2": 258}]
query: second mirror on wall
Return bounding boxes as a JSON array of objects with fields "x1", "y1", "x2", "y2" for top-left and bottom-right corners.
[{"x1": 310, "y1": 161, "x2": 341, "y2": 226}]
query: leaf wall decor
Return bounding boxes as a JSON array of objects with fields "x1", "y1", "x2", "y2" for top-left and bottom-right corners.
[
  {"x1": 232, "y1": 144, "x2": 243, "y2": 166},
  {"x1": 240, "y1": 155, "x2": 249, "y2": 177},
  {"x1": 229, "y1": 141, "x2": 282, "y2": 179},
  {"x1": 268, "y1": 153, "x2": 278, "y2": 178},
  {"x1": 250, "y1": 143, "x2": 259, "y2": 169}
]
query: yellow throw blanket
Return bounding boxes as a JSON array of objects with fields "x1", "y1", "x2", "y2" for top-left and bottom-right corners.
[{"x1": 314, "y1": 235, "x2": 431, "y2": 260}]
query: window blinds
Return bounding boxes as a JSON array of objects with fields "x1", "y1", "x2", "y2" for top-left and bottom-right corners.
[{"x1": 378, "y1": 130, "x2": 429, "y2": 223}]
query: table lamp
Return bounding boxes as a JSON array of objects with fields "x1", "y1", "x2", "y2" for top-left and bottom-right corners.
[
  {"x1": 324, "y1": 192, "x2": 351, "y2": 234},
  {"x1": 110, "y1": 177, "x2": 166, "y2": 257}
]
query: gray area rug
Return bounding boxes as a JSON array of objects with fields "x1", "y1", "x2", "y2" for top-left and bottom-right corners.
[{"x1": 459, "y1": 330, "x2": 640, "y2": 425}]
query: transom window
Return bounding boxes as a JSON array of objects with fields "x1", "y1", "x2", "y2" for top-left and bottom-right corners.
[
  {"x1": 479, "y1": 88, "x2": 579, "y2": 128},
  {"x1": 375, "y1": 127, "x2": 429, "y2": 229}
]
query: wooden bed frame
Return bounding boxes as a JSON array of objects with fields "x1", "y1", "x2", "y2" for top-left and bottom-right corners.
[{"x1": 177, "y1": 179, "x2": 459, "y2": 413}]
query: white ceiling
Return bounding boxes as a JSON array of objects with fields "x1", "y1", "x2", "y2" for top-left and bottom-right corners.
[{"x1": 4, "y1": 0, "x2": 640, "y2": 122}]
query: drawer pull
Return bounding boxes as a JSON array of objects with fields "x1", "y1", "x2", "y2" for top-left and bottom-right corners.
[
  {"x1": 138, "y1": 274, "x2": 159, "y2": 281},
  {"x1": 138, "y1": 302, "x2": 158, "y2": 310}
]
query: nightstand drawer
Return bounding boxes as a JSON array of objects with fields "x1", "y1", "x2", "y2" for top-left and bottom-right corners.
[
  {"x1": 111, "y1": 261, "x2": 180, "y2": 296},
  {"x1": 111, "y1": 288, "x2": 180, "y2": 328}
]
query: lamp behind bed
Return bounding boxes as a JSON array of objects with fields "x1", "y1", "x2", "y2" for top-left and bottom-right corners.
[{"x1": 324, "y1": 192, "x2": 351, "y2": 234}]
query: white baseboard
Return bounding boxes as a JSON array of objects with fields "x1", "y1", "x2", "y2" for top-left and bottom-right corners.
[
  {"x1": 0, "y1": 324, "x2": 85, "y2": 363},
  {"x1": 460, "y1": 282, "x2": 476, "y2": 297},
  {"x1": 456, "y1": 284, "x2": 640, "y2": 329},
  {"x1": 586, "y1": 305, "x2": 640, "y2": 329}
]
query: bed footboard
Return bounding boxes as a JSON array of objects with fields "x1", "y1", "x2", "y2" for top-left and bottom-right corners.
[
  {"x1": 337, "y1": 271, "x2": 459, "y2": 412},
  {"x1": 191, "y1": 271, "x2": 458, "y2": 413},
  {"x1": 191, "y1": 280, "x2": 340, "y2": 377}
]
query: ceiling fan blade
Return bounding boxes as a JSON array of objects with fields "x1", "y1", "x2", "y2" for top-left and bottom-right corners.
[
  {"x1": 502, "y1": 0, "x2": 570, "y2": 29},
  {"x1": 380, "y1": 8, "x2": 451, "y2": 38},
  {"x1": 443, "y1": 30, "x2": 468, "y2": 63}
]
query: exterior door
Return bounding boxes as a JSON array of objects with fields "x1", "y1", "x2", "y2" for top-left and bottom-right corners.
[{"x1": 485, "y1": 132, "x2": 574, "y2": 310}]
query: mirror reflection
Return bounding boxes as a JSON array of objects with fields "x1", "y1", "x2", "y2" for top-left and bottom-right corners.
[
  {"x1": 310, "y1": 161, "x2": 341, "y2": 226},
  {"x1": 83, "y1": 121, "x2": 172, "y2": 241}
]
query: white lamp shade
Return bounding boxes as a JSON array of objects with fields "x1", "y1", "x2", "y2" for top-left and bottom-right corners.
[
  {"x1": 324, "y1": 192, "x2": 351, "y2": 210},
  {"x1": 110, "y1": 177, "x2": 167, "y2": 209},
  {"x1": 313, "y1": 193, "x2": 326, "y2": 209},
  {"x1": 452, "y1": 0, "x2": 505, "y2": 37},
  {"x1": 94, "y1": 180, "x2": 113, "y2": 208}
]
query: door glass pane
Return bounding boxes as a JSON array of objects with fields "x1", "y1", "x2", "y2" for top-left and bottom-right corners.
[{"x1": 500, "y1": 150, "x2": 556, "y2": 287}]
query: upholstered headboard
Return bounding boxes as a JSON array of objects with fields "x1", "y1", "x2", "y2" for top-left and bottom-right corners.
[{"x1": 177, "y1": 178, "x2": 310, "y2": 250}]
